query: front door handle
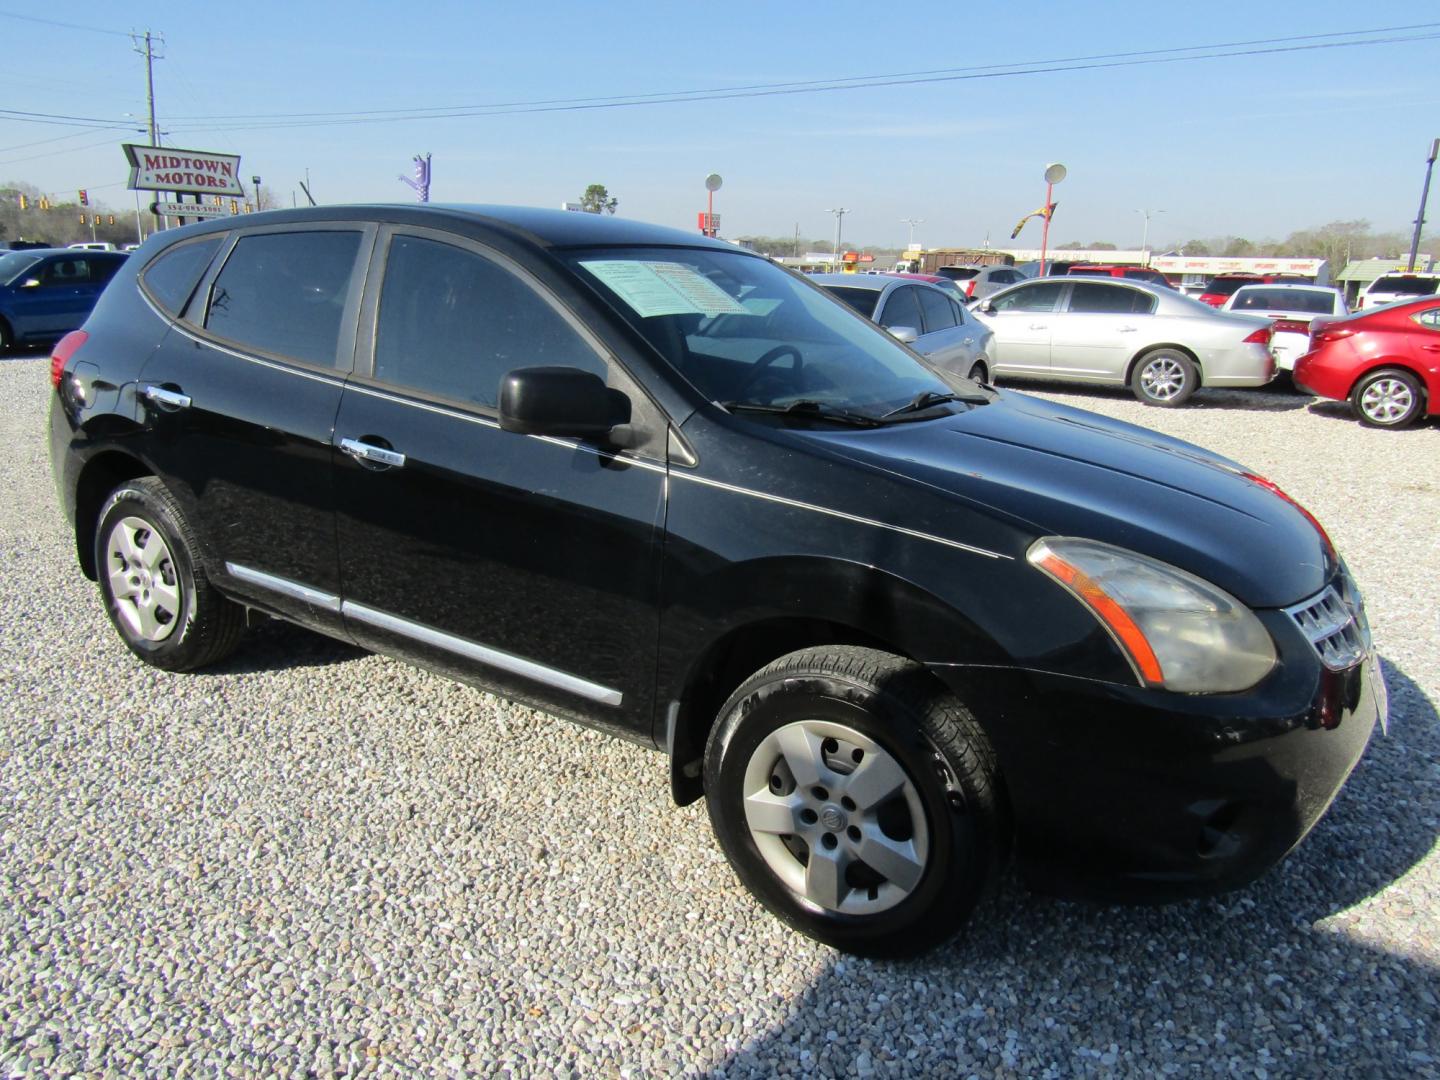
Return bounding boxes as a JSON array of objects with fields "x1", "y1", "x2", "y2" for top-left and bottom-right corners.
[
  {"x1": 1421, "y1": 343, "x2": 1440, "y2": 352},
  {"x1": 1117, "y1": 325, "x2": 1139, "y2": 332},
  {"x1": 339, "y1": 437, "x2": 406, "y2": 469},
  {"x1": 1028, "y1": 323, "x2": 1048, "y2": 331},
  {"x1": 141, "y1": 384, "x2": 191, "y2": 410}
]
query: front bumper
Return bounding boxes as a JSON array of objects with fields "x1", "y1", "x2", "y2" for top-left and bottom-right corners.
[{"x1": 932, "y1": 640, "x2": 1383, "y2": 903}]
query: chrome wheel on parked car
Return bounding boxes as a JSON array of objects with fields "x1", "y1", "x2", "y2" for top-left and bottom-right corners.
[
  {"x1": 1131, "y1": 348, "x2": 1198, "y2": 407},
  {"x1": 1351, "y1": 368, "x2": 1422, "y2": 429}
]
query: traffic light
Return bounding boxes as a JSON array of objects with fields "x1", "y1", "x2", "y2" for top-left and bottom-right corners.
[
  {"x1": 79, "y1": 189, "x2": 89, "y2": 206},
  {"x1": 107, "y1": 215, "x2": 115, "y2": 225},
  {"x1": 17, "y1": 194, "x2": 26, "y2": 210},
  {"x1": 79, "y1": 214, "x2": 86, "y2": 224}
]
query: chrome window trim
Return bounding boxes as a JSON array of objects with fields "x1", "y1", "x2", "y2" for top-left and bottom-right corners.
[
  {"x1": 224, "y1": 563, "x2": 342, "y2": 611},
  {"x1": 341, "y1": 601, "x2": 624, "y2": 708}
]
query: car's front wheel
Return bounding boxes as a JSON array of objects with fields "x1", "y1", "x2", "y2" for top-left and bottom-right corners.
[
  {"x1": 94, "y1": 477, "x2": 245, "y2": 671},
  {"x1": 1350, "y1": 367, "x2": 1423, "y2": 428},
  {"x1": 1130, "y1": 348, "x2": 1198, "y2": 406},
  {"x1": 704, "y1": 646, "x2": 1002, "y2": 956}
]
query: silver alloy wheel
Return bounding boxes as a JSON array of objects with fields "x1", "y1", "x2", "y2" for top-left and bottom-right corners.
[
  {"x1": 1139, "y1": 355, "x2": 1188, "y2": 401},
  {"x1": 1359, "y1": 377, "x2": 1415, "y2": 424},
  {"x1": 104, "y1": 515, "x2": 182, "y2": 642},
  {"x1": 741, "y1": 719, "x2": 930, "y2": 915}
]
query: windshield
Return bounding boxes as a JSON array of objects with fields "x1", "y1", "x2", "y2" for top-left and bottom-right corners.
[
  {"x1": 1370, "y1": 275, "x2": 1439, "y2": 296},
  {"x1": 0, "y1": 252, "x2": 43, "y2": 286},
  {"x1": 569, "y1": 247, "x2": 959, "y2": 416},
  {"x1": 1231, "y1": 288, "x2": 1337, "y2": 314}
]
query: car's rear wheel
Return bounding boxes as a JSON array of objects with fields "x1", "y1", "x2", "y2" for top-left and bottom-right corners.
[
  {"x1": 95, "y1": 477, "x2": 244, "y2": 671},
  {"x1": 1350, "y1": 368, "x2": 1423, "y2": 429},
  {"x1": 1131, "y1": 348, "x2": 1198, "y2": 406},
  {"x1": 704, "y1": 646, "x2": 1002, "y2": 956}
]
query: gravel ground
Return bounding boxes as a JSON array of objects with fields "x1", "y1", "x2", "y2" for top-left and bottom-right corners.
[{"x1": 2, "y1": 355, "x2": 1437, "y2": 1078}]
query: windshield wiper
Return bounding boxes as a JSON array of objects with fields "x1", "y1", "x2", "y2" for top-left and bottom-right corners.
[
  {"x1": 721, "y1": 399, "x2": 884, "y2": 428},
  {"x1": 879, "y1": 389, "x2": 987, "y2": 420}
]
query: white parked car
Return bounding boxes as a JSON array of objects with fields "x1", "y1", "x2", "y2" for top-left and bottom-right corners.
[
  {"x1": 972, "y1": 277, "x2": 1275, "y2": 405},
  {"x1": 1221, "y1": 284, "x2": 1348, "y2": 371},
  {"x1": 812, "y1": 273, "x2": 995, "y2": 381},
  {"x1": 67, "y1": 242, "x2": 119, "y2": 252},
  {"x1": 1360, "y1": 272, "x2": 1439, "y2": 310}
]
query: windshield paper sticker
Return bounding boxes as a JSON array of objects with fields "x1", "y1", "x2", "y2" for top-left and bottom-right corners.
[{"x1": 581, "y1": 260, "x2": 750, "y2": 317}]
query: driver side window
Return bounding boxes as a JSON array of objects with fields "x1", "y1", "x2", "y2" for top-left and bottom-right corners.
[{"x1": 373, "y1": 234, "x2": 606, "y2": 408}]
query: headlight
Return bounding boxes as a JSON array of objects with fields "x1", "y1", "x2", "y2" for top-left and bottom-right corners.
[{"x1": 1028, "y1": 537, "x2": 1276, "y2": 694}]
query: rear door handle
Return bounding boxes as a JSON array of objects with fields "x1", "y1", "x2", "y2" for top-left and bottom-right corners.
[
  {"x1": 1422, "y1": 344, "x2": 1440, "y2": 352},
  {"x1": 1117, "y1": 325, "x2": 1139, "y2": 332},
  {"x1": 339, "y1": 437, "x2": 406, "y2": 469},
  {"x1": 1028, "y1": 323, "x2": 1048, "y2": 330},
  {"x1": 141, "y1": 384, "x2": 191, "y2": 410}
]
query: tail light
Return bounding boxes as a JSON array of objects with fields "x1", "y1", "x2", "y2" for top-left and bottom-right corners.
[
  {"x1": 49, "y1": 330, "x2": 88, "y2": 388},
  {"x1": 1312, "y1": 326, "x2": 1357, "y2": 345},
  {"x1": 1242, "y1": 326, "x2": 1272, "y2": 346},
  {"x1": 1271, "y1": 318, "x2": 1310, "y2": 335},
  {"x1": 1198, "y1": 294, "x2": 1224, "y2": 306}
]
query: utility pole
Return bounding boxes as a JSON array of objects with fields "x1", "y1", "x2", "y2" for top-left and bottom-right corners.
[
  {"x1": 1407, "y1": 138, "x2": 1439, "y2": 272},
  {"x1": 132, "y1": 30, "x2": 165, "y2": 227},
  {"x1": 1136, "y1": 208, "x2": 1165, "y2": 265},
  {"x1": 827, "y1": 207, "x2": 849, "y2": 271},
  {"x1": 900, "y1": 217, "x2": 923, "y2": 248},
  {"x1": 793, "y1": 223, "x2": 800, "y2": 258}
]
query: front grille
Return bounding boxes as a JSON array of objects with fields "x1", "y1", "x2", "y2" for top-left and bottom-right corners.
[{"x1": 1284, "y1": 578, "x2": 1368, "y2": 671}]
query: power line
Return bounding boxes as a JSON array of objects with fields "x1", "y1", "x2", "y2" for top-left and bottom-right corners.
[
  {"x1": 154, "y1": 21, "x2": 1440, "y2": 124},
  {"x1": 0, "y1": 9, "x2": 131, "y2": 37},
  {"x1": 163, "y1": 27, "x2": 1440, "y2": 134}
]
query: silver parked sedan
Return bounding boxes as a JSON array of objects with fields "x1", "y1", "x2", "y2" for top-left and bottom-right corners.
[
  {"x1": 971, "y1": 277, "x2": 1275, "y2": 405},
  {"x1": 813, "y1": 273, "x2": 995, "y2": 381}
]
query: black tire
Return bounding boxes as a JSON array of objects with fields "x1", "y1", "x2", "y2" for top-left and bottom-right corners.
[
  {"x1": 1349, "y1": 367, "x2": 1423, "y2": 429},
  {"x1": 94, "y1": 477, "x2": 244, "y2": 671},
  {"x1": 966, "y1": 359, "x2": 989, "y2": 384},
  {"x1": 1130, "y1": 348, "x2": 1198, "y2": 407},
  {"x1": 703, "y1": 646, "x2": 1003, "y2": 956}
]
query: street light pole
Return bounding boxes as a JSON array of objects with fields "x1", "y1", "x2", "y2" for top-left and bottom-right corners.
[
  {"x1": 1038, "y1": 163, "x2": 1066, "y2": 276},
  {"x1": 901, "y1": 217, "x2": 923, "y2": 248},
  {"x1": 827, "y1": 208, "x2": 850, "y2": 271},
  {"x1": 1407, "y1": 138, "x2": 1439, "y2": 272},
  {"x1": 1137, "y1": 208, "x2": 1165, "y2": 265}
]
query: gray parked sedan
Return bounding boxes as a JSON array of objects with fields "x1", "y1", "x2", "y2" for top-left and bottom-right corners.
[
  {"x1": 813, "y1": 273, "x2": 994, "y2": 381},
  {"x1": 971, "y1": 277, "x2": 1275, "y2": 405}
]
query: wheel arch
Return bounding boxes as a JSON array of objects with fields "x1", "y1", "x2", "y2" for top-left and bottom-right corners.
[
  {"x1": 73, "y1": 450, "x2": 156, "y2": 579},
  {"x1": 1125, "y1": 342, "x2": 1201, "y2": 385},
  {"x1": 1348, "y1": 360, "x2": 1430, "y2": 405},
  {"x1": 661, "y1": 557, "x2": 1010, "y2": 806}
]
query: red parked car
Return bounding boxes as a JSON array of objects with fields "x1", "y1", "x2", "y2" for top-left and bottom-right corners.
[
  {"x1": 1197, "y1": 273, "x2": 1311, "y2": 308},
  {"x1": 1292, "y1": 296, "x2": 1440, "y2": 428}
]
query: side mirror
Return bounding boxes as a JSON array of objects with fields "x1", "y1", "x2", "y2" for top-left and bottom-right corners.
[
  {"x1": 976, "y1": 300, "x2": 995, "y2": 314},
  {"x1": 887, "y1": 325, "x2": 919, "y2": 345},
  {"x1": 498, "y1": 366, "x2": 631, "y2": 443},
  {"x1": 20, "y1": 277, "x2": 41, "y2": 289}
]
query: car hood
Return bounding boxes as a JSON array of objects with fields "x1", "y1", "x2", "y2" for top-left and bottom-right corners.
[{"x1": 800, "y1": 390, "x2": 1334, "y2": 608}]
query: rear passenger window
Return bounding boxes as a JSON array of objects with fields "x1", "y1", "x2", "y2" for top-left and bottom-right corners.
[
  {"x1": 1068, "y1": 283, "x2": 1156, "y2": 314},
  {"x1": 992, "y1": 282, "x2": 1064, "y2": 313},
  {"x1": 372, "y1": 234, "x2": 606, "y2": 408},
  {"x1": 916, "y1": 288, "x2": 956, "y2": 332},
  {"x1": 142, "y1": 237, "x2": 223, "y2": 315},
  {"x1": 205, "y1": 231, "x2": 361, "y2": 367}
]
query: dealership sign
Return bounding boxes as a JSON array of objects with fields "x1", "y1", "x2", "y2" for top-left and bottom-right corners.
[{"x1": 124, "y1": 144, "x2": 245, "y2": 196}]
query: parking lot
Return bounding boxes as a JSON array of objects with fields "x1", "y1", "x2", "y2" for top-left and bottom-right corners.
[{"x1": 2, "y1": 353, "x2": 1436, "y2": 1075}]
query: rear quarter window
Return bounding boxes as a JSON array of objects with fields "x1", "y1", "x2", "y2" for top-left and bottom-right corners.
[{"x1": 141, "y1": 237, "x2": 224, "y2": 315}]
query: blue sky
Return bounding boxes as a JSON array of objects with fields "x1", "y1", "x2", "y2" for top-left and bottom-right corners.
[{"x1": 3, "y1": 2, "x2": 1437, "y2": 250}]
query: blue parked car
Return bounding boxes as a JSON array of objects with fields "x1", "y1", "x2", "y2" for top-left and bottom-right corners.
[{"x1": 0, "y1": 248, "x2": 128, "y2": 351}]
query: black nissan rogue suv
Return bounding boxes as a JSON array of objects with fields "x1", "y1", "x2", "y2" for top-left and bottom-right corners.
[{"x1": 49, "y1": 206, "x2": 1385, "y2": 955}]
